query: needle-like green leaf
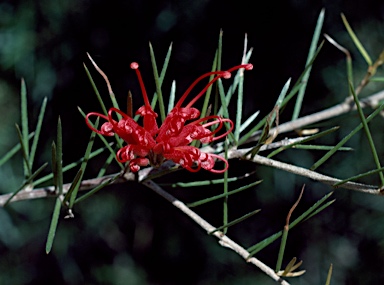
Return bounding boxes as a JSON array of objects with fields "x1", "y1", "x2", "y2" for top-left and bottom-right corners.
[
  {"x1": 3, "y1": 162, "x2": 48, "y2": 206},
  {"x1": 349, "y1": 81, "x2": 384, "y2": 186},
  {"x1": 20, "y1": 78, "x2": 30, "y2": 176},
  {"x1": 164, "y1": 176, "x2": 241, "y2": 187},
  {"x1": 34, "y1": 146, "x2": 108, "y2": 186},
  {"x1": 239, "y1": 42, "x2": 324, "y2": 145},
  {"x1": 0, "y1": 133, "x2": 33, "y2": 167},
  {"x1": 167, "y1": 80, "x2": 176, "y2": 113},
  {"x1": 333, "y1": 167, "x2": 384, "y2": 187},
  {"x1": 200, "y1": 50, "x2": 218, "y2": 119},
  {"x1": 56, "y1": 117, "x2": 63, "y2": 195},
  {"x1": 239, "y1": 110, "x2": 260, "y2": 134},
  {"x1": 341, "y1": 13, "x2": 372, "y2": 66},
  {"x1": 29, "y1": 97, "x2": 47, "y2": 168},
  {"x1": 210, "y1": 209, "x2": 261, "y2": 234},
  {"x1": 247, "y1": 191, "x2": 333, "y2": 256},
  {"x1": 292, "y1": 8, "x2": 325, "y2": 120},
  {"x1": 292, "y1": 145, "x2": 352, "y2": 151},
  {"x1": 45, "y1": 198, "x2": 61, "y2": 254},
  {"x1": 149, "y1": 42, "x2": 166, "y2": 122},
  {"x1": 15, "y1": 124, "x2": 31, "y2": 177},
  {"x1": 311, "y1": 102, "x2": 384, "y2": 170},
  {"x1": 267, "y1": 126, "x2": 340, "y2": 158},
  {"x1": 325, "y1": 264, "x2": 333, "y2": 285},
  {"x1": 223, "y1": 139, "x2": 229, "y2": 234},
  {"x1": 69, "y1": 118, "x2": 98, "y2": 208},
  {"x1": 187, "y1": 180, "x2": 262, "y2": 207},
  {"x1": 74, "y1": 173, "x2": 120, "y2": 204},
  {"x1": 83, "y1": 59, "x2": 108, "y2": 115},
  {"x1": 63, "y1": 169, "x2": 83, "y2": 205}
]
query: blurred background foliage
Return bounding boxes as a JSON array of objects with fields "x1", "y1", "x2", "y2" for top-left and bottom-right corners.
[{"x1": 1, "y1": 0, "x2": 384, "y2": 284}]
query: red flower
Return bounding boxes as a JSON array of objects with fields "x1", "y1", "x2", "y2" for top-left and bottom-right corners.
[{"x1": 86, "y1": 62, "x2": 253, "y2": 173}]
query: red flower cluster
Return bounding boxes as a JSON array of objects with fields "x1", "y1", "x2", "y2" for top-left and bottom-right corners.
[{"x1": 86, "y1": 62, "x2": 252, "y2": 173}]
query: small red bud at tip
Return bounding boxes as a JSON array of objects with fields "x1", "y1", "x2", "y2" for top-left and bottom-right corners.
[
  {"x1": 222, "y1": 71, "x2": 231, "y2": 79},
  {"x1": 245, "y1": 64, "x2": 253, "y2": 70},
  {"x1": 130, "y1": 62, "x2": 139, "y2": 69}
]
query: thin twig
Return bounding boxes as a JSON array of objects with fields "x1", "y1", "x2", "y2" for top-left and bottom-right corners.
[
  {"x1": 226, "y1": 149, "x2": 380, "y2": 195},
  {"x1": 142, "y1": 179, "x2": 291, "y2": 285},
  {"x1": 2, "y1": 89, "x2": 384, "y2": 205},
  {"x1": 244, "y1": 89, "x2": 384, "y2": 144},
  {"x1": 1, "y1": 144, "x2": 381, "y2": 207}
]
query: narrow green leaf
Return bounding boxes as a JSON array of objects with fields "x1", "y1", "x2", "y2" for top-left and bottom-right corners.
[
  {"x1": 370, "y1": 77, "x2": 384, "y2": 82},
  {"x1": 164, "y1": 176, "x2": 240, "y2": 187},
  {"x1": 46, "y1": 198, "x2": 61, "y2": 254},
  {"x1": 223, "y1": 139, "x2": 229, "y2": 234},
  {"x1": 30, "y1": 97, "x2": 47, "y2": 168},
  {"x1": 239, "y1": 110, "x2": 260, "y2": 134},
  {"x1": 247, "y1": 79, "x2": 290, "y2": 157},
  {"x1": 69, "y1": 118, "x2": 99, "y2": 208},
  {"x1": 15, "y1": 124, "x2": 32, "y2": 177},
  {"x1": 276, "y1": 78, "x2": 291, "y2": 109},
  {"x1": 234, "y1": 35, "x2": 249, "y2": 142},
  {"x1": 159, "y1": 42, "x2": 173, "y2": 83},
  {"x1": 34, "y1": 146, "x2": 107, "y2": 186},
  {"x1": 235, "y1": 63, "x2": 245, "y2": 142},
  {"x1": 349, "y1": 82, "x2": 384, "y2": 186},
  {"x1": 341, "y1": 13, "x2": 372, "y2": 66},
  {"x1": 239, "y1": 42, "x2": 324, "y2": 145},
  {"x1": 200, "y1": 50, "x2": 218, "y2": 119},
  {"x1": 56, "y1": 117, "x2": 63, "y2": 195},
  {"x1": 289, "y1": 191, "x2": 334, "y2": 229},
  {"x1": 224, "y1": 48, "x2": 253, "y2": 105},
  {"x1": 217, "y1": 78, "x2": 230, "y2": 118},
  {"x1": 292, "y1": 8, "x2": 325, "y2": 120},
  {"x1": 135, "y1": 42, "x2": 172, "y2": 121},
  {"x1": 210, "y1": 209, "x2": 261, "y2": 234},
  {"x1": 187, "y1": 180, "x2": 262, "y2": 207},
  {"x1": 276, "y1": 228, "x2": 289, "y2": 273},
  {"x1": 292, "y1": 144, "x2": 352, "y2": 151},
  {"x1": 247, "y1": 192, "x2": 333, "y2": 256},
  {"x1": 267, "y1": 126, "x2": 340, "y2": 158},
  {"x1": 20, "y1": 78, "x2": 30, "y2": 176},
  {"x1": 63, "y1": 169, "x2": 83, "y2": 205},
  {"x1": 74, "y1": 173, "x2": 120, "y2": 204},
  {"x1": 311, "y1": 102, "x2": 384, "y2": 170},
  {"x1": 3, "y1": 162, "x2": 48, "y2": 206},
  {"x1": 97, "y1": 148, "x2": 116, "y2": 178},
  {"x1": 51, "y1": 142, "x2": 57, "y2": 190},
  {"x1": 213, "y1": 30, "x2": 223, "y2": 115},
  {"x1": 334, "y1": 167, "x2": 384, "y2": 187},
  {"x1": 217, "y1": 30, "x2": 223, "y2": 73},
  {"x1": 304, "y1": 199, "x2": 335, "y2": 221},
  {"x1": 149, "y1": 42, "x2": 166, "y2": 121},
  {"x1": 0, "y1": 133, "x2": 34, "y2": 168},
  {"x1": 83, "y1": 62, "x2": 108, "y2": 115},
  {"x1": 217, "y1": 79, "x2": 236, "y2": 143},
  {"x1": 325, "y1": 264, "x2": 333, "y2": 285},
  {"x1": 168, "y1": 80, "x2": 176, "y2": 113}
]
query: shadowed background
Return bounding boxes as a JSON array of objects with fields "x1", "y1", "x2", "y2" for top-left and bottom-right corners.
[{"x1": 1, "y1": 0, "x2": 384, "y2": 284}]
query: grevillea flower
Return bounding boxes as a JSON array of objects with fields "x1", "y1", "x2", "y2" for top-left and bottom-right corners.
[{"x1": 86, "y1": 61, "x2": 253, "y2": 173}]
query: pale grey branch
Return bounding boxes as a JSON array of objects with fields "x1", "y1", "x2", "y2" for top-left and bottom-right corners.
[
  {"x1": 142, "y1": 180, "x2": 291, "y2": 285},
  {"x1": 245, "y1": 89, "x2": 384, "y2": 143}
]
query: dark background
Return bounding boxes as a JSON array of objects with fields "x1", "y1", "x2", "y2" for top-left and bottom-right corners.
[{"x1": 1, "y1": 0, "x2": 384, "y2": 284}]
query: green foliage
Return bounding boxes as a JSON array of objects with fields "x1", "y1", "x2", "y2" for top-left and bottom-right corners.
[{"x1": 2, "y1": 4, "x2": 384, "y2": 285}]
